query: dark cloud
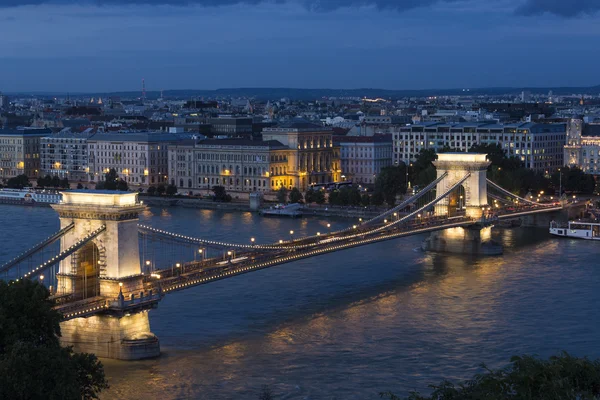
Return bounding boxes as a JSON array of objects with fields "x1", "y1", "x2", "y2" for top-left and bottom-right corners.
[
  {"x1": 0, "y1": 0, "x2": 449, "y2": 11},
  {"x1": 515, "y1": 0, "x2": 600, "y2": 17},
  {"x1": 0, "y1": 0, "x2": 597, "y2": 18}
]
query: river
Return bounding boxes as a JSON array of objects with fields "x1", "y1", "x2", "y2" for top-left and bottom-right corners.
[{"x1": 1, "y1": 204, "x2": 599, "y2": 399}]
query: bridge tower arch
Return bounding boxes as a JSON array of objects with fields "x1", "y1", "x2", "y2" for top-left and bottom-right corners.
[
  {"x1": 51, "y1": 191, "x2": 160, "y2": 360},
  {"x1": 433, "y1": 153, "x2": 491, "y2": 219}
]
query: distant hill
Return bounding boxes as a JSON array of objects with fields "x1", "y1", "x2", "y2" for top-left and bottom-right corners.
[{"x1": 8, "y1": 85, "x2": 600, "y2": 101}]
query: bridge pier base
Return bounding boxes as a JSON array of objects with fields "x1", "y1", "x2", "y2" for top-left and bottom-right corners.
[
  {"x1": 422, "y1": 225, "x2": 502, "y2": 256},
  {"x1": 60, "y1": 311, "x2": 160, "y2": 360}
]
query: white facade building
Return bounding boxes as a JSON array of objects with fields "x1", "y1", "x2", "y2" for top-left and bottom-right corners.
[
  {"x1": 393, "y1": 122, "x2": 566, "y2": 172},
  {"x1": 40, "y1": 131, "x2": 92, "y2": 181},
  {"x1": 335, "y1": 135, "x2": 393, "y2": 184},
  {"x1": 88, "y1": 132, "x2": 180, "y2": 186},
  {"x1": 565, "y1": 119, "x2": 600, "y2": 175},
  {"x1": 0, "y1": 128, "x2": 51, "y2": 178},
  {"x1": 168, "y1": 138, "x2": 290, "y2": 193}
]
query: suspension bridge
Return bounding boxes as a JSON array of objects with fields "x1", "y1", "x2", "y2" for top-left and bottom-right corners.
[{"x1": 0, "y1": 153, "x2": 572, "y2": 360}]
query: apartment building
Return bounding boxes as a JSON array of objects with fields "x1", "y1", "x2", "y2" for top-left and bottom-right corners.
[
  {"x1": 40, "y1": 131, "x2": 93, "y2": 181},
  {"x1": 393, "y1": 122, "x2": 566, "y2": 172},
  {"x1": 88, "y1": 132, "x2": 180, "y2": 186},
  {"x1": 335, "y1": 134, "x2": 393, "y2": 184},
  {"x1": 168, "y1": 138, "x2": 290, "y2": 193},
  {"x1": 0, "y1": 128, "x2": 51, "y2": 179}
]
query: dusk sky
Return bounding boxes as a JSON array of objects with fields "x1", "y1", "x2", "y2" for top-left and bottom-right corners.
[{"x1": 0, "y1": 0, "x2": 599, "y2": 92}]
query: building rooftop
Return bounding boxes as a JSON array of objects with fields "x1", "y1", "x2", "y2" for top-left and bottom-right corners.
[
  {"x1": 583, "y1": 124, "x2": 600, "y2": 137},
  {"x1": 266, "y1": 118, "x2": 331, "y2": 132},
  {"x1": 334, "y1": 134, "x2": 392, "y2": 144},
  {"x1": 197, "y1": 138, "x2": 286, "y2": 149},
  {"x1": 88, "y1": 131, "x2": 182, "y2": 142},
  {"x1": 0, "y1": 128, "x2": 52, "y2": 136},
  {"x1": 42, "y1": 130, "x2": 95, "y2": 140}
]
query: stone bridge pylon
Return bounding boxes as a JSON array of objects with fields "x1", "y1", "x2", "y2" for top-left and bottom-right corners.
[
  {"x1": 52, "y1": 191, "x2": 160, "y2": 360},
  {"x1": 423, "y1": 153, "x2": 502, "y2": 255},
  {"x1": 433, "y1": 153, "x2": 491, "y2": 219}
]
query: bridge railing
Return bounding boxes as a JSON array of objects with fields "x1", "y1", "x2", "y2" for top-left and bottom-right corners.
[
  {"x1": 17, "y1": 225, "x2": 107, "y2": 281},
  {"x1": 0, "y1": 222, "x2": 75, "y2": 274}
]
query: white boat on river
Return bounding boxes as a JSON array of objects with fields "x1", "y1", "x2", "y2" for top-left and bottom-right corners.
[{"x1": 550, "y1": 220, "x2": 600, "y2": 241}]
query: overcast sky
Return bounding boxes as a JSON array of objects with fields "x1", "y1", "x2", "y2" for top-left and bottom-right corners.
[{"x1": 0, "y1": 0, "x2": 598, "y2": 92}]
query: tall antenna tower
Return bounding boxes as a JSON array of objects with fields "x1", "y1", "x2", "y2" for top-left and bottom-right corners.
[{"x1": 142, "y1": 78, "x2": 146, "y2": 102}]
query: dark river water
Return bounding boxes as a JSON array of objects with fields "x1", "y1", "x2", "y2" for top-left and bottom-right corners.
[{"x1": 1, "y1": 205, "x2": 598, "y2": 399}]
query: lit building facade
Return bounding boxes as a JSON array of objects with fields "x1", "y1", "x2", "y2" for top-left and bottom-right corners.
[
  {"x1": 88, "y1": 132, "x2": 179, "y2": 186},
  {"x1": 168, "y1": 139, "x2": 291, "y2": 193},
  {"x1": 40, "y1": 131, "x2": 92, "y2": 181},
  {"x1": 335, "y1": 135, "x2": 393, "y2": 184},
  {"x1": 393, "y1": 122, "x2": 566, "y2": 172},
  {"x1": 262, "y1": 120, "x2": 340, "y2": 190},
  {"x1": 0, "y1": 128, "x2": 51, "y2": 179},
  {"x1": 564, "y1": 119, "x2": 600, "y2": 175}
]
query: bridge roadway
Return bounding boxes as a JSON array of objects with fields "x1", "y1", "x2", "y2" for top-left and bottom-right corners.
[
  {"x1": 53, "y1": 204, "x2": 564, "y2": 320},
  {"x1": 54, "y1": 214, "x2": 483, "y2": 320}
]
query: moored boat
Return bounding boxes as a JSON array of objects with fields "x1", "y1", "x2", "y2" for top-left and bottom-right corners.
[
  {"x1": 0, "y1": 188, "x2": 62, "y2": 206},
  {"x1": 550, "y1": 220, "x2": 600, "y2": 240}
]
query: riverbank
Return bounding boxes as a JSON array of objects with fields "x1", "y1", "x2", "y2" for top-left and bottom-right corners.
[{"x1": 141, "y1": 195, "x2": 387, "y2": 219}]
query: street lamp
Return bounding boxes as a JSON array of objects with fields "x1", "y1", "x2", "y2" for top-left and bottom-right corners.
[
  {"x1": 353, "y1": 225, "x2": 357, "y2": 230},
  {"x1": 145, "y1": 260, "x2": 151, "y2": 273},
  {"x1": 558, "y1": 168, "x2": 562, "y2": 197},
  {"x1": 279, "y1": 239, "x2": 284, "y2": 244},
  {"x1": 40, "y1": 275, "x2": 44, "y2": 283},
  {"x1": 317, "y1": 232, "x2": 321, "y2": 237},
  {"x1": 198, "y1": 248, "x2": 205, "y2": 263},
  {"x1": 250, "y1": 237, "x2": 255, "y2": 246},
  {"x1": 327, "y1": 223, "x2": 331, "y2": 233},
  {"x1": 289, "y1": 230, "x2": 294, "y2": 241},
  {"x1": 227, "y1": 251, "x2": 232, "y2": 262},
  {"x1": 384, "y1": 219, "x2": 388, "y2": 224}
]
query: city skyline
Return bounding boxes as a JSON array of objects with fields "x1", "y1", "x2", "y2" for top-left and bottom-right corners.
[{"x1": 1, "y1": 0, "x2": 599, "y2": 92}]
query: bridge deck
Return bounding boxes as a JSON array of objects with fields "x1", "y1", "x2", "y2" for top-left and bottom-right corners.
[{"x1": 50, "y1": 204, "x2": 563, "y2": 319}]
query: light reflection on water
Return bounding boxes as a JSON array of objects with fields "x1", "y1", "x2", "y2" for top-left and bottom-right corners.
[{"x1": 0, "y1": 206, "x2": 598, "y2": 399}]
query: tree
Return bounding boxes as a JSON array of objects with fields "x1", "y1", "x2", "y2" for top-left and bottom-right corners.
[
  {"x1": 212, "y1": 185, "x2": 231, "y2": 202},
  {"x1": 156, "y1": 184, "x2": 166, "y2": 196},
  {"x1": 328, "y1": 190, "x2": 341, "y2": 205},
  {"x1": 7, "y1": 174, "x2": 29, "y2": 189},
  {"x1": 289, "y1": 187, "x2": 303, "y2": 203},
  {"x1": 258, "y1": 385, "x2": 274, "y2": 400},
  {"x1": 305, "y1": 189, "x2": 316, "y2": 204},
  {"x1": 361, "y1": 193, "x2": 371, "y2": 207},
  {"x1": 116, "y1": 179, "x2": 128, "y2": 192},
  {"x1": 276, "y1": 187, "x2": 288, "y2": 204},
  {"x1": 0, "y1": 280, "x2": 108, "y2": 399},
  {"x1": 347, "y1": 185, "x2": 362, "y2": 206},
  {"x1": 381, "y1": 352, "x2": 600, "y2": 400},
  {"x1": 314, "y1": 189, "x2": 326, "y2": 205},
  {"x1": 37, "y1": 175, "x2": 52, "y2": 188},
  {"x1": 147, "y1": 186, "x2": 157, "y2": 196},
  {"x1": 375, "y1": 166, "x2": 406, "y2": 207},
  {"x1": 166, "y1": 184, "x2": 178, "y2": 196},
  {"x1": 60, "y1": 177, "x2": 70, "y2": 189},
  {"x1": 51, "y1": 175, "x2": 60, "y2": 188},
  {"x1": 372, "y1": 191, "x2": 385, "y2": 206},
  {"x1": 552, "y1": 166, "x2": 596, "y2": 194}
]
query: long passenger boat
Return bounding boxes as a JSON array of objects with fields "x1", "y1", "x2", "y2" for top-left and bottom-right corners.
[
  {"x1": 0, "y1": 188, "x2": 62, "y2": 205},
  {"x1": 550, "y1": 220, "x2": 600, "y2": 241}
]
